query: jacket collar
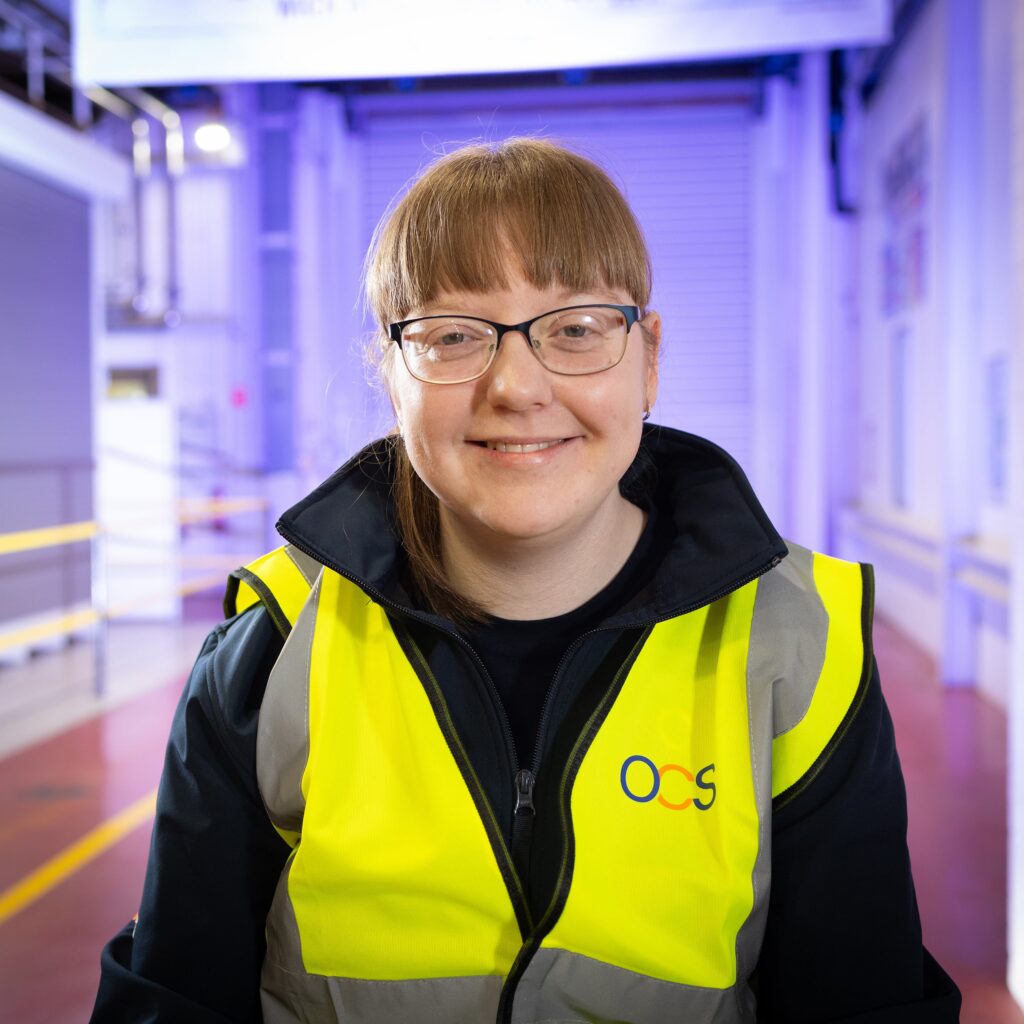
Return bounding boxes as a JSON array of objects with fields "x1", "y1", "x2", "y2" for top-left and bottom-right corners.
[{"x1": 275, "y1": 423, "x2": 788, "y2": 628}]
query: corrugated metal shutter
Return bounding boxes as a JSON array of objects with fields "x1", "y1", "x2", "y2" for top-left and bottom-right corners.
[{"x1": 358, "y1": 90, "x2": 754, "y2": 472}]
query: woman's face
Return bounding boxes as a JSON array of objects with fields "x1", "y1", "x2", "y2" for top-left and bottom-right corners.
[{"x1": 387, "y1": 272, "x2": 660, "y2": 553}]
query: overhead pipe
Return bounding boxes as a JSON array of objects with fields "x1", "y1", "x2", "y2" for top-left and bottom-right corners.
[
  {"x1": 828, "y1": 50, "x2": 857, "y2": 216},
  {"x1": 130, "y1": 117, "x2": 151, "y2": 316},
  {"x1": 119, "y1": 87, "x2": 185, "y2": 327}
]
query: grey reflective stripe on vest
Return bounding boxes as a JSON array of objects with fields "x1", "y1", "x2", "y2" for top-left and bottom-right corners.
[
  {"x1": 283, "y1": 544, "x2": 321, "y2": 589},
  {"x1": 724, "y1": 539, "x2": 830, "y2": 1009},
  {"x1": 264, "y1": 970, "x2": 502, "y2": 1022},
  {"x1": 257, "y1": 573, "x2": 321, "y2": 835},
  {"x1": 262, "y1": 967, "x2": 502, "y2": 1024},
  {"x1": 261, "y1": 853, "x2": 503, "y2": 1024},
  {"x1": 751, "y1": 542, "x2": 828, "y2": 736},
  {"x1": 261, "y1": 853, "x2": 504, "y2": 1024},
  {"x1": 511, "y1": 947, "x2": 756, "y2": 1024}
]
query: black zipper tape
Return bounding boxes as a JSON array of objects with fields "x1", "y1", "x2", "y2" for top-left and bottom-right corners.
[{"x1": 495, "y1": 627, "x2": 652, "y2": 1023}]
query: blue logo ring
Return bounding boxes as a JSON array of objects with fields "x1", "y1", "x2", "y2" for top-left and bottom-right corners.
[{"x1": 620, "y1": 754, "x2": 660, "y2": 803}]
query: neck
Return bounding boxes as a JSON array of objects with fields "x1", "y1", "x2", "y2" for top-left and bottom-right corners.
[{"x1": 440, "y1": 497, "x2": 646, "y2": 620}]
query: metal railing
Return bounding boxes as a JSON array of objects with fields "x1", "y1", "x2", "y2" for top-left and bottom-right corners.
[{"x1": 0, "y1": 497, "x2": 270, "y2": 695}]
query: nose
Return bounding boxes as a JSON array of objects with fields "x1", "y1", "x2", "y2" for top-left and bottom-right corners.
[{"x1": 484, "y1": 329, "x2": 553, "y2": 409}]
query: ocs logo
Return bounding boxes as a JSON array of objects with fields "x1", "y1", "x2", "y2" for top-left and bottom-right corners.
[{"x1": 619, "y1": 755, "x2": 717, "y2": 811}]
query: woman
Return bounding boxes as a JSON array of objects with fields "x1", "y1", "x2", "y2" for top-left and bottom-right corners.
[{"x1": 93, "y1": 139, "x2": 960, "y2": 1023}]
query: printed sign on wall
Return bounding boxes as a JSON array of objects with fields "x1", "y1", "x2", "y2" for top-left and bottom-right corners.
[{"x1": 881, "y1": 116, "x2": 929, "y2": 318}]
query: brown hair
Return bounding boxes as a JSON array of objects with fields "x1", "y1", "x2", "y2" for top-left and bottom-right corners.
[{"x1": 365, "y1": 138, "x2": 653, "y2": 623}]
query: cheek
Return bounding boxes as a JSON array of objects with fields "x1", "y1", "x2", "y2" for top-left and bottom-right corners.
[
  {"x1": 393, "y1": 385, "x2": 468, "y2": 475},
  {"x1": 389, "y1": 373, "x2": 428, "y2": 434},
  {"x1": 588, "y1": 366, "x2": 648, "y2": 427}
]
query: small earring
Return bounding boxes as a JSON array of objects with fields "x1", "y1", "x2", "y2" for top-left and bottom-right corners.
[{"x1": 642, "y1": 408, "x2": 651, "y2": 422}]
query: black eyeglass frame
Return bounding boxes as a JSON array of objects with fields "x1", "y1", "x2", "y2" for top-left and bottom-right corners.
[{"x1": 387, "y1": 303, "x2": 642, "y2": 383}]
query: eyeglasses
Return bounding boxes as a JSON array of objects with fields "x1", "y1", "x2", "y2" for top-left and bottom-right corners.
[{"x1": 388, "y1": 304, "x2": 641, "y2": 385}]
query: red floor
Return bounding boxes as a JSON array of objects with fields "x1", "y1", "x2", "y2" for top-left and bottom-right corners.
[
  {"x1": 0, "y1": 614, "x2": 1017, "y2": 1023},
  {"x1": 0, "y1": 678, "x2": 181, "y2": 1024},
  {"x1": 876, "y1": 619, "x2": 1020, "y2": 1024}
]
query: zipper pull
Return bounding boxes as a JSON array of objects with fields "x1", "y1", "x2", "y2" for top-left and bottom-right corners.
[{"x1": 514, "y1": 769, "x2": 536, "y2": 815}]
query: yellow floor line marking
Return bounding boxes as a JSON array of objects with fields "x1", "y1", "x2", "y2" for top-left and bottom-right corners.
[{"x1": 0, "y1": 789, "x2": 157, "y2": 927}]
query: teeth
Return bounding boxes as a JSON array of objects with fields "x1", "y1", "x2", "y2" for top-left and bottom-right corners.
[{"x1": 484, "y1": 439, "x2": 563, "y2": 453}]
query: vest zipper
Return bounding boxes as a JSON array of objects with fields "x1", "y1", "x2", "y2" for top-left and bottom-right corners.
[
  {"x1": 511, "y1": 768, "x2": 536, "y2": 873},
  {"x1": 507, "y1": 629, "x2": 600, "y2": 895},
  {"x1": 495, "y1": 627, "x2": 652, "y2": 1024},
  {"x1": 514, "y1": 769, "x2": 536, "y2": 813}
]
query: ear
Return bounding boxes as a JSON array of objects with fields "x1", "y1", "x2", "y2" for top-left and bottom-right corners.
[{"x1": 640, "y1": 310, "x2": 661, "y2": 412}]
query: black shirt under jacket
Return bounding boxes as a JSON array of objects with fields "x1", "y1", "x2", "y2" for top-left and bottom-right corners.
[
  {"x1": 91, "y1": 425, "x2": 962, "y2": 1023},
  {"x1": 461, "y1": 500, "x2": 672, "y2": 772}
]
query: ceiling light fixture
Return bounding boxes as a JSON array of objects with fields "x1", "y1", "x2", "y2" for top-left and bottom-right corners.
[{"x1": 194, "y1": 122, "x2": 231, "y2": 153}]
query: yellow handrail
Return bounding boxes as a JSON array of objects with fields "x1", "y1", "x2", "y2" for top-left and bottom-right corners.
[
  {"x1": 0, "y1": 569, "x2": 243, "y2": 655},
  {"x1": 0, "y1": 608, "x2": 101, "y2": 654},
  {"x1": 0, "y1": 497, "x2": 272, "y2": 657},
  {"x1": 0, "y1": 497, "x2": 269, "y2": 557},
  {"x1": 0, "y1": 521, "x2": 100, "y2": 556}
]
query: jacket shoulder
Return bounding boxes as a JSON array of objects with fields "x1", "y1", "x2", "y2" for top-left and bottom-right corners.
[
  {"x1": 223, "y1": 543, "x2": 322, "y2": 639},
  {"x1": 179, "y1": 604, "x2": 286, "y2": 771}
]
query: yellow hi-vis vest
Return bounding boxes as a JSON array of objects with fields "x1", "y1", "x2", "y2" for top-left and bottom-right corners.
[{"x1": 226, "y1": 540, "x2": 872, "y2": 1024}]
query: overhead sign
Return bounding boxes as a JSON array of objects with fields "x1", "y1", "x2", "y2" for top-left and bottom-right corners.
[{"x1": 74, "y1": 0, "x2": 891, "y2": 87}]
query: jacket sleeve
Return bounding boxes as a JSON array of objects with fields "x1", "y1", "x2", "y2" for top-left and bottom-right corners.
[
  {"x1": 90, "y1": 605, "x2": 290, "y2": 1024},
  {"x1": 755, "y1": 657, "x2": 961, "y2": 1023}
]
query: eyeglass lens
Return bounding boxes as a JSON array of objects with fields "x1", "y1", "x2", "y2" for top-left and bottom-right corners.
[{"x1": 399, "y1": 306, "x2": 629, "y2": 383}]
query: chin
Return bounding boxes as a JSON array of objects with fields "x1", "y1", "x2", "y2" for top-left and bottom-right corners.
[
  {"x1": 463, "y1": 505, "x2": 576, "y2": 544},
  {"x1": 484, "y1": 518, "x2": 566, "y2": 542}
]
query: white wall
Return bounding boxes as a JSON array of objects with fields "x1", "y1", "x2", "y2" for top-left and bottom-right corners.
[
  {"x1": 749, "y1": 60, "x2": 860, "y2": 552},
  {"x1": 843, "y1": 0, "x2": 1012, "y2": 701},
  {"x1": 974, "y1": 0, "x2": 1015, "y2": 708},
  {"x1": 845, "y1": 0, "x2": 947, "y2": 654},
  {"x1": 1004, "y1": 0, "x2": 1024, "y2": 1006},
  {"x1": 292, "y1": 89, "x2": 385, "y2": 491}
]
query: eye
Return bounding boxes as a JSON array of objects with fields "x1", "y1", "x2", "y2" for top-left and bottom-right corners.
[
  {"x1": 423, "y1": 321, "x2": 488, "y2": 346},
  {"x1": 403, "y1": 318, "x2": 494, "y2": 364},
  {"x1": 541, "y1": 310, "x2": 608, "y2": 347},
  {"x1": 558, "y1": 320, "x2": 593, "y2": 339}
]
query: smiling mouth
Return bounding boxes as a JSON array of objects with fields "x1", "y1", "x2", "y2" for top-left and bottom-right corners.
[{"x1": 477, "y1": 439, "x2": 566, "y2": 454}]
